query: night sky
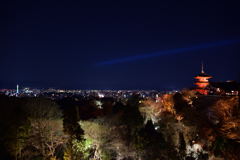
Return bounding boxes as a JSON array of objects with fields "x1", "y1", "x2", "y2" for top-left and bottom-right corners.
[{"x1": 1, "y1": 1, "x2": 240, "y2": 90}]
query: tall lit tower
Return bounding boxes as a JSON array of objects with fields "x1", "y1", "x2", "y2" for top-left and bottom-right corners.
[
  {"x1": 16, "y1": 84, "x2": 19, "y2": 94},
  {"x1": 194, "y1": 63, "x2": 212, "y2": 95}
]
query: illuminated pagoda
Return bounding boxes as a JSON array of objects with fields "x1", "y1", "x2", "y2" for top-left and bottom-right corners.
[{"x1": 194, "y1": 63, "x2": 212, "y2": 95}]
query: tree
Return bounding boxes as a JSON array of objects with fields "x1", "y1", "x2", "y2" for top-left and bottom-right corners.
[
  {"x1": 78, "y1": 96, "x2": 145, "y2": 160},
  {"x1": 0, "y1": 96, "x2": 30, "y2": 160},
  {"x1": 210, "y1": 97, "x2": 240, "y2": 141},
  {"x1": 24, "y1": 98, "x2": 68, "y2": 160}
]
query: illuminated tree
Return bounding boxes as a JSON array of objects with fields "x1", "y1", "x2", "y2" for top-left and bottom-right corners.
[
  {"x1": 24, "y1": 98, "x2": 68, "y2": 160},
  {"x1": 79, "y1": 117, "x2": 122, "y2": 160},
  {"x1": 139, "y1": 93, "x2": 185, "y2": 123},
  {"x1": 210, "y1": 97, "x2": 240, "y2": 141}
]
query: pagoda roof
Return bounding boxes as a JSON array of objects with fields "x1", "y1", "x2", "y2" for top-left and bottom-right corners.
[{"x1": 195, "y1": 72, "x2": 212, "y2": 78}]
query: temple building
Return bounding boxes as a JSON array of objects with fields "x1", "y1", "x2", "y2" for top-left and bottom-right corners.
[
  {"x1": 194, "y1": 64, "x2": 212, "y2": 95},
  {"x1": 210, "y1": 81, "x2": 239, "y2": 96}
]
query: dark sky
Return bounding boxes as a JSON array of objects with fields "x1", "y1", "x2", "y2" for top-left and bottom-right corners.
[{"x1": 1, "y1": 1, "x2": 240, "y2": 90}]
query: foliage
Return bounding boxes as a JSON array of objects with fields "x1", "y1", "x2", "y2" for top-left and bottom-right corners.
[
  {"x1": 0, "y1": 97, "x2": 69, "y2": 160},
  {"x1": 1, "y1": 93, "x2": 240, "y2": 160},
  {"x1": 71, "y1": 138, "x2": 93, "y2": 160},
  {"x1": 80, "y1": 118, "x2": 118, "y2": 159},
  {"x1": 210, "y1": 97, "x2": 240, "y2": 142},
  {"x1": 63, "y1": 150, "x2": 71, "y2": 160},
  {"x1": 24, "y1": 99, "x2": 68, "y2": 159},
  {"x1": 139, "y1": 93, "x2": 176, "y2": 122}
]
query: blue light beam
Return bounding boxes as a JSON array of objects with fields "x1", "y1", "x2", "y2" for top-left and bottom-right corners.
[{"x1": 96, "y1": 39, "x2": 240, "y2": 66}]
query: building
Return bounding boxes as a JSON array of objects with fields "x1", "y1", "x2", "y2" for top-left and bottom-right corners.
[
  {"x1": 210, "y1": 81, "x2": 239, "y2": 96},
  {"x1": 194, "y1": 64, "x2": 212, "y2": 95},
  {"x1": 16, "y1": 84, "x2": 19, "y2": 95},
  {"x1": 193, "y1": 63, "x2": 239, "y2": 96}
]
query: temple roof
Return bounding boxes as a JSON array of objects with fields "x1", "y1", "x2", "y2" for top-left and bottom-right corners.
[{"x1": 195, "y1": 72, "x2": 212, "y2": 78}]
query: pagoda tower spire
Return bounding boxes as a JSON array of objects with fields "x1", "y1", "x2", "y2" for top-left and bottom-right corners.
[
  {"x1": 201, "y1": 62, "x2": 204, "y2": 73},
  {"x1": 194, "y1": 63, "x2": 212, "y2": 95}
]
